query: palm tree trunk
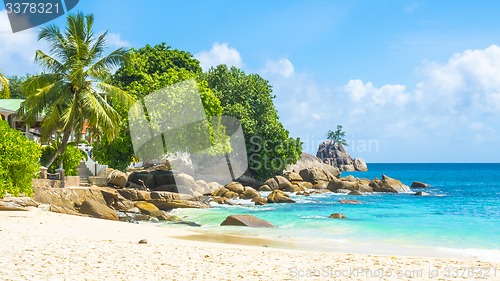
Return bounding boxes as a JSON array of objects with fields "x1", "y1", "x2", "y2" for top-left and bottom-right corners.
[{"x1": 43, "y1": 127, "x2": 72, "y2": 168}]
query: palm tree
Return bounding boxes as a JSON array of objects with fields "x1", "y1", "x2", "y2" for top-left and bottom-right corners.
[
  {"x1": 0, "y1": 72, "x2": 10, "y2": 98},
  {"x1": 19, "y1": 13, "x2": 133, "y2": 168}
]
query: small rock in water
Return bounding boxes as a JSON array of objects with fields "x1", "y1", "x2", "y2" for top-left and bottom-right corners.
[
  {"x1": 348, "y1": 190, "x2": 363, "y2": 196},
  {"x1": 411, "y1": 181, "x2": 430, "y2": 188},
  {"x1": 138, "y1": 239, "x2": 148, "y2": 244},
  {"x1": 339, "y1": 199, "x2": 361, "y2": 205},
  {"x1": 329, "y1": 213, "x2": 347, "y2": 219},
  {"x1": 414, "y1": 191, "x2": 430, "y2": 196}
]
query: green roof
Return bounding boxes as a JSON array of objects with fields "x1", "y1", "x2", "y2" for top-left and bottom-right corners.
[{"x1": 0, "y1": 99, "x2": 24, "y2": 114}]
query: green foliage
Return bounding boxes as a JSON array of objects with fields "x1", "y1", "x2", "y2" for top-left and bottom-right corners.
[
  {"x1": 18, "y1": 12, "x2": 133, "y2": 168},
  {"x1": 0, "y1": 72, "x2": 10, "y2": 99},
  {"x1": 40, "y1": 142, "x2": 86, "y2": 176},
  {"x1": 202, "y1": 65, "x2": 302, "y2": 180},
  {"x1": 5, "y1": 75, "x2": 30, "y2": 99},
  {"x1": 0, "y1": 120, "x2": 41, "y2": 198},
  {"x1": 94, "y1": 43, "x2": 226, "y2": 169},
  {"x1": 327, "y1": 125, "x2": 348, "y2": 147}
]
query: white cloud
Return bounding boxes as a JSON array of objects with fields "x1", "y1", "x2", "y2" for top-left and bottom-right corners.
[
  {"x1": 106, "y1": 32, "x2": 131, "y2": 48},
  {"x1": 262, "y1": 58, "x2": 295, "y2": 78},
  {"x1": 344, "y1": 79, "x2": 410, "y2": 107},
  {"x1": 195, "y1": 42, "x2": 243, "y2": 71},
  {"x1": 418, "y1": 44, "x2": 500, "y2": 113},
  {"x1": 0, "y1": 10, "x2": 44, "y2": 75}
]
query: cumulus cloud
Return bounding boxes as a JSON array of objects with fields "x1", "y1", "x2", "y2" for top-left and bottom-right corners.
[
  {"x1": 418, "y1": 44, "x2": 500, "y2": 113},
  {"x1": 344, "y1": 79, "x2": 410, "y2": 107},
  {"x1": 262, "y1": 58, "x2": 295, "y2": 78},
  {"x1": 106, "y1": 32, "x2": 131, "y2": 48},
  {"x1": 0, "y1": 10, "x2": 44, "y2": 75},
  {"x1": 195, "y1": 42, "x2": 243, "y2": 71}
]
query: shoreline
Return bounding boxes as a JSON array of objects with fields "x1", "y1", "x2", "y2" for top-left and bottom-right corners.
[{"x1": 1, "y1": 208, "x2": 498, "y2": 280}]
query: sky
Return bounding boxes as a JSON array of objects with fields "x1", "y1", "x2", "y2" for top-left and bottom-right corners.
[{"x1": 1, "y1": 0, "x2": 500, "y2": 163}]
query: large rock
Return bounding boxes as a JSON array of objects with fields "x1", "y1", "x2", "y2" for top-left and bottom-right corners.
[
  {"x1": 33, "y1": 186, "x2": 107, "y2": 211},
  {"x1": 274, "y1": 175, "x2": 294, "y2": 191},
  {"x1": 282, "y1": 171, "x2": 303, "y2": 182},
  {"x1": 263, "y1": 178, "x2": 279, "y2": 190},
  {"x1": 236, "y1": 174, "x2": 264, "y2": 189},
  {"x1": 252, "y1": 197, "x2": 267, "y2": 205},
  {"x1": 299, "y1": 167, "x2": 324, "y2": 184},
  {"x1": 220, "y1": 215, "x2": 274, "y2": 228},
  {"x1": 134, "y1": 201, "x2": 163, "y2": 217},
  {"x1": 240, "y1": 187, "x2": 260, "y2": 200},
  {"x1": 267, "y1": 190, "x2": 295, "y2": 203},
  {"x1": 128, "y1": 171, "x2": 155, "y2": 189},
  {"x1": 369, "y1": 175, "x2": 411, "y2": 193},
  {"x1": 293, "y1": 181, "x2": 313, "y2": 190},
  {"x1": 164, "y1": 154, "x2": 195, "y2": 175},
  {"x1": 327, "y1": 179, "x2": 359, "y2": 192},
  {"x1": 258, "y1": 185, "x2": 272, "y2": 192},
  {"x1": 225, "y1": 182, "x2": 245, "y2": 194},
  {"x1": 150, "y1": 170, "x2": 176, "y2": 187},
  {"x1": 79, "y1": 200, "x2": 118, "y2": 220},
  {"x1": 107, "y1": 170, "x2": 128, "y2": 188},
  {"x1": 353, "y1": 158, "x2": 368, "y2": 171},
  {"x1": 0, "y1": 197, "x2": 38, "y2": 211},
  {"x1": 316, "y1": 140, "x2": 368, "y2": 172},
  {"x1": 223, "y1": 191, "x2": 239, "y2": 199},
  {"x1": 411, "y1": 181, "x2": 430, "y2": 188},
  {"x1": 207, "y1": 182, "x2": 224, "y2": 193},
  {"x1": 173, "y1": 173, "x2": 198, "y2": 193}
]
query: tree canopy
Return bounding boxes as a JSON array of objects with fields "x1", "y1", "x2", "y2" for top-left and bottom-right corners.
[
  {"x1": 327, "y1": 125, "x2": 348, "y2": 147},
  {"x1": 93, "y1": 43, "x2": 224, "y2": 169},
  {"x1": 19, "y1": 12, "x2": 133, "y2": 168},
  {"x1": 203, "y1": 65, "x2": 302, "y2": 180}
]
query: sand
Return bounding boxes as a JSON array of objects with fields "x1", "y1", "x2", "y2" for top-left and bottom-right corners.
[{"x1": 0, "y1": 209, "x2": 498, "y2": 281}]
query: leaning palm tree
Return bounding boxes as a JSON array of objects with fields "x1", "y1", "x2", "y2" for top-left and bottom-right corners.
[
  {"x1": 19, "y1": 12, "x2": 133, "y2": 168},
  {"x1": 0, "y1": 72, "x2": 10, "y2": 98}
]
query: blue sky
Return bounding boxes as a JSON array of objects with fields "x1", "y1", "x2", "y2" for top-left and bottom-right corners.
[{"x1": 2, "y1": 0, "x2": 500, "y2": 162}]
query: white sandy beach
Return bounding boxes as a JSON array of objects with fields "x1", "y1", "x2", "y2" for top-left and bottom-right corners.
[{"x1": 0, "y1": 209, "x2": 498, "y2": 281}]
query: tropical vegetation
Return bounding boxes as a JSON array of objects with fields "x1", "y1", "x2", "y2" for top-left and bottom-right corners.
[
  {"x1": 19, "y1": 12, "x2": 133, "y2": 169},
  {"x1": 327, "y1": 125, "x2": 348, "y2": 147},
  {"x1": 0, "y1": 120, "x2": 41, "y2": 198},
  {"x1": 11, "y1": 13, "x2": 302, "y2": 181}
]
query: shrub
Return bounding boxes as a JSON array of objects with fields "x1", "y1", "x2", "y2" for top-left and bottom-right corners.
[
  {"x1": 40, "y1": 142, "x2": 86, "y2": 176},
  {"x1": 0, "y1": 120, "x2": 41, "y2": 198}
]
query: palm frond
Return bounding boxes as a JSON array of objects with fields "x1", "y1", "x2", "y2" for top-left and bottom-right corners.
[
  {"x1": 34, "y1": 50, "x2": 64, "y2": 73},
  {"x1": 86, "y1": 48, "x2": 127, "y2": 80},
  {"x1": 95, "y1": 81, "x2": 135, "y2": 107}
]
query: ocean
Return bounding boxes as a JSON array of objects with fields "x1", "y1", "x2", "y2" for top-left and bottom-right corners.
[{"x1": 167, "y1": 163, "x2": 500, "y2": 262}]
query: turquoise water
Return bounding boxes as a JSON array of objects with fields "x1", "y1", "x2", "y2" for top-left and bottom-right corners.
[{"x1": 168, "y1": 164, "x2": 500, "y2": 261}]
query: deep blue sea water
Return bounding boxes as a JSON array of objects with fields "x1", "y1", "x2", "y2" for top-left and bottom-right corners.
[{"x1": 168, "y1": 164, "x2": 500, "y2": 261}]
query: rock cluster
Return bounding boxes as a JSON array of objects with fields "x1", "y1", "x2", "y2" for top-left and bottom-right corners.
[
  {"x1": 316, "y1": 140, "x2": 368, "y2": 171},
  {"x1": 8, "y1": 153, "x2": 429, "y2": 226}
]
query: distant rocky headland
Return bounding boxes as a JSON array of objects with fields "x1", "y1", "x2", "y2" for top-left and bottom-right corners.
[{"x1": 316, "y1": 140, "x2": 368, "y2": 172}]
